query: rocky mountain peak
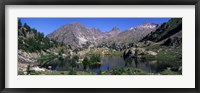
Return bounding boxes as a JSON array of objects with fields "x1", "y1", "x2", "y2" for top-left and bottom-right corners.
[
  {"x1": 106, "y1": 27, "x2": 121, "y2": 37},
  {"x1": 47, "y1": 22, "x2": 107, "y2": 48},
  {"x1": 111, "y1": 27, "x2": 120, "y2": 31},
  {"x1": 142, "y1": 22, "x2": 157, "y2": 26},
  {"x1": 129, "y1": 22, "x2": 158, "y2": 30},
  {"x1": 139, "y1": 22, "x2": 158, "y2": 29},
  {"x1": 67, "y1": 22, "x2": 85, "y2": 28},
  {"x1": 69, "y1": 22, "x2": 83, "y2": 26}
]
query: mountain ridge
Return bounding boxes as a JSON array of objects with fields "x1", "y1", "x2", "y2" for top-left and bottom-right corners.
[{"x1": 47, "y1": 22, "x2": 160, "y2": 48}]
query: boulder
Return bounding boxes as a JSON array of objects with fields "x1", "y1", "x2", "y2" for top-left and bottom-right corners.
[
  {"x1": 162, "y1": 37, "x2": 182, "y2": 47},
  {"x1": 31, "y1": 66, "x2": 46, "y2": 72},
  {"x1": 123, "y1": 49, "x2": 135, "y2": 60},
  {"x1": 147, "y1": 51, "x2": 157, "y2": 56},
  {"x1": 123, "y1": 47, "x2": 157, "y2": 59}
]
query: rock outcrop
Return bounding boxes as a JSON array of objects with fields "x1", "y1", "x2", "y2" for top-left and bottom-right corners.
[{"x1": 123, "y1": 47, "x2": 157, "y2": 60}]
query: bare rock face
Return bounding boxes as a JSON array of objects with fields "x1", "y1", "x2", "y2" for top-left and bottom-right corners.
[
  {"x1": 102, "y1": 23, "x2": 158, "y2": 46},
  {"x1": 106, "y1": 27, "x2": 121, "y2": 37},
  {"x1": 112, "y1": 22, "x2": 158, "y2": 44},
  {"x1": 18, "y1": 49, "x2": 54, "y2": 73},
  {"x1": 18, "y1": 50, "x2": 40, "y2": 72},
  {"x1": 123, "y1": 47, "x2": 157, "y2": 60},
  {"x1": 48, "y1": 19, "x2": 182, "y2": 50},
  {"x1": 47, "y1": 22, "x2": 107, "y2": 48},
  {"x1": 47, "y1": 22, "x2": 158, "y2": 49},
  {"x1": 18, "y1": 50, "x2": 39, "y2": 63}
]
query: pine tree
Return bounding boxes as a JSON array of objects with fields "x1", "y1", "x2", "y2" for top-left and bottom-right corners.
[{"x1": 18, "y1": 19, "x2": 22, "y2": 29}]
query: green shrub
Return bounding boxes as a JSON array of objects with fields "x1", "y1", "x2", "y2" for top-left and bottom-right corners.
[
  {"x1": 68, "y1": 69, "x2": 77, "y2": 75},
  {"x1": 37, "y1": 54, "x2": 58, "y2": 64},
  {"x1": 82, "y1": 57, "x2": 90, "y2": 70},
  {"x1": 140, "y1": 55, "x2": 156, "y2": 62},
  {"x1": 103, "y1": 67, "x2": 148, "y2": 75},
  {"x1": 160, "y1": 69, "x2": 180, "y2": 75}
]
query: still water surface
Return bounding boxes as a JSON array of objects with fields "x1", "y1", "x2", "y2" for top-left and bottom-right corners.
[
  {"x1": 90, "y1": 56, "x2": 159, "y2": 74},
  {"x1": 52, "y1": 55, "x2": 168, "y2": 74}
]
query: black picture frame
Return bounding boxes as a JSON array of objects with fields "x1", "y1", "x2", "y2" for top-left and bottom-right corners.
[{"x1": 0, "y1": 0, "x2": 199, "y2": 93}]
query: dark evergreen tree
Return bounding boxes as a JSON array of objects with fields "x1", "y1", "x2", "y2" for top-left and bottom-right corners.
[{"x1": 18, "y1": 19, "x2": 22, "y2": 29}]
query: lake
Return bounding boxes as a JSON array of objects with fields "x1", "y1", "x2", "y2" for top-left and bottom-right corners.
[
  {"x1": 89, "y1": 56, "x2": 160, "y2": 74},
  {"x1": 50, "y1": 55, "x2": 176, "y2": 74}
]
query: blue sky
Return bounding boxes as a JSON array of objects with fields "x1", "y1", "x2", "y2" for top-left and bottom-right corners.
[{"x1": 19, "y1": 18, "x2": 170, "y2": 35}]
